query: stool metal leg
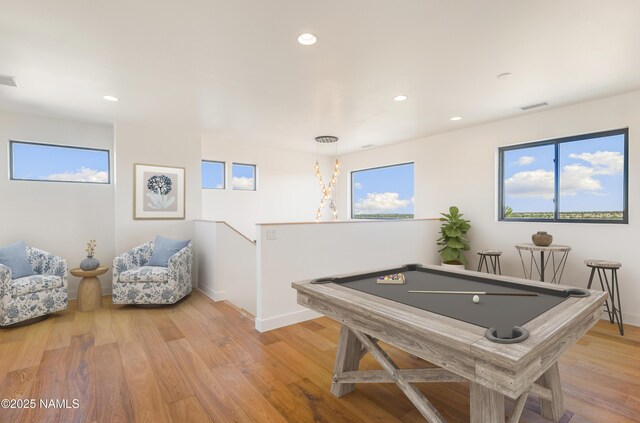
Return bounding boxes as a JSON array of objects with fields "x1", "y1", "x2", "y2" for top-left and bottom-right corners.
[
  {"x1": 613, "y1": 269, "x2": 624, "y2": 336},
  {"x1": 598, "y1": 268, "x2": 615, "y2": 323},
  {"x1": 489, "y1": 256, "x2": 497, "y2": 274},
  {"x1": 587, "y1": 267, "x2": 596, "y2": 289},
  {"x1": 477, "y1": 255, "x2": 485, "y2": 272}
]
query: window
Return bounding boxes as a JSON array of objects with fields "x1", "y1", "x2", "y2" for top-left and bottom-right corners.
[
  {"x1": 351, "y1": 162, "x2": 414, "y2": 219},
  {"x1": 231, "y1": 163, "x2": 256, "y2": 191},
  {"x1": 10, "y1": 140, "x2": 110, "y2": 184},
  {"x1": 201, "y1": 160, "x2": 225, "y2": 189},
  {"x1": 499, "y1": 129, "x2": 628, "y2": 223}
]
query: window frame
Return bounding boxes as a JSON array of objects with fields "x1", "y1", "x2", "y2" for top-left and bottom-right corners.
[
  {"x1": 9, "y1": 140, "x2": 111, "y2": 184},
  {"x1": 350, "y1": 161, "x2": 415, "y2": 220},
  {"x1": 201, "y1": 160, "x2": 226, "y2": 190},
  {"x1": 231, "y1": 162, "x2": 257, "y2": 191},
  {"x1": 498, "y1": 128, "x2": 629, "y2": 224}
]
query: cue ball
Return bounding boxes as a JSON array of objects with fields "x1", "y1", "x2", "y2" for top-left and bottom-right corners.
[{"x1": 472, "y1": 295, "x2": 480, "y2": 303}]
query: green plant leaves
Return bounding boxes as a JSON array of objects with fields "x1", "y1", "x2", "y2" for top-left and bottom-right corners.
[
  {"x1": 447, "y1": 238, "x2": 464, "y2": 249},
  {"x1": 438, "y1": 205, "x2": 471, "y2": 264},
  {"x1": 440, "y1": 247, "x2": 458, "y2": 262}
]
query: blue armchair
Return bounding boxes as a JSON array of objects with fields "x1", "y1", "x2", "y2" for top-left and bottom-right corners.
[
  {"x1": 0, "y1": 247, "x2": 68, "y2": 326},
  {"x1": 112, "y1": 241, "x2": 192, "y2": 305}
]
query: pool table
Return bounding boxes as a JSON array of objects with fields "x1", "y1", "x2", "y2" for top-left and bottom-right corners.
[{"x1": 292, "y1": 264, "x2": 607, "y2": 423}]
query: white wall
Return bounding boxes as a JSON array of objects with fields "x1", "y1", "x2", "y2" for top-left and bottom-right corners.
[
  {"x1": 256, "y1": 219, "x2": 439, "y2": 331},
  {"x1": 201, "y1": 136, "x2": 336, "y2": 240},
  {"x1": 114, "y1": 121, "x2": 202, "y2": 282},
  {"x1": 337, "y1": 90, "x2": 640, "y2": 326},
  {"x1": 0, "y1": 111, "x2": 115, "y2": 298},
  {"x1": 195, "y1": 220, "x2": 257, "y2": 314}
]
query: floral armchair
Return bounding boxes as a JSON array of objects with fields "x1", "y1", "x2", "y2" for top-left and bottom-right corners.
[
  {"x1": 112, "y1": 241, "x2": 192, "y2": 305},
  {"x1": 0, "y1": 247, "x2": 68, "y2": 326}
]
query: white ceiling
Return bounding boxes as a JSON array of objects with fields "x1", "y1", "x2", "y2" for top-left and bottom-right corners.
[{"x1": 1, "y1": 0, "x2": 639, "y2": 154}]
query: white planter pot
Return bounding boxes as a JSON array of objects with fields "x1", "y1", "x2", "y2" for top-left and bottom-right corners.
[{"x1": 441, "y1": 262, "x2": 465, "y2": 271}]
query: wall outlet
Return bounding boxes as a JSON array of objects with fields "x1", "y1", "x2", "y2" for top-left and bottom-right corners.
[{"x1": 266, "y1": 228, "x2": 278, "y2": 240}]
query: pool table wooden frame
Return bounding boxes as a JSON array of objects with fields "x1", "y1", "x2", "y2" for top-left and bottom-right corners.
[{"x1": 292, "y1": 264, "x2": 607, "y2": 423}]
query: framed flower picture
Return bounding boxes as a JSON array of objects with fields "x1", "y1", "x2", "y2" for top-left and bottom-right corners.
[{"x1": 134, "y1": 164, "x2": 185, "y2": 220}]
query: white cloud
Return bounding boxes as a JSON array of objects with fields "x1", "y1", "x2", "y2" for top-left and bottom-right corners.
[
  {"x1": 568, "y1": 151, "x2": 623, "y2": 175},
  {"x1": 505, "y1": 151, "x2": 623, "y2": 199},
  {"x1": 45, "y1": 167, "x2": 108, "y2": 183},
  {"x1": 232, "y1": 177, "x2": 255, "y2": 190},
  {"x1": 515, "y1": 156, "x2": 535, "y2": 166},
  {"x1": 559, "y1": 164, "x2": 602, "y2": 196},
  {"x1": 354, "y1": 192, "x2": 411, "y2": 214},
  {"x1": 216, "y1": 183, "x2": 224, "y2": 189},
  {"x1": 504, "y1": 169, "x2": 554, "y2": 199},
  {"x1": 354, "y1": 182, "x2": 363, "y2": 189}
]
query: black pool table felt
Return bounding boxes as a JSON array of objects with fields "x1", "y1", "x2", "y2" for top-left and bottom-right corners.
[{"x1": 333, "y1": 268, "x2": 568, "y2": 337}]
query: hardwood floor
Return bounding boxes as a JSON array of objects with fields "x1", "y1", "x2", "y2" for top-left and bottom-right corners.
[{"x1": 0, "y1": 290, "x2": 638, "y2": 423}]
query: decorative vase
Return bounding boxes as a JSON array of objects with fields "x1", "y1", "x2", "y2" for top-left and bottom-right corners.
[
  {"x1": 532, "y1": 231, "x2": 553, "y2": 247},
  {"x1": 80, "y1": 256, "x2": 100, "y2": 271}
]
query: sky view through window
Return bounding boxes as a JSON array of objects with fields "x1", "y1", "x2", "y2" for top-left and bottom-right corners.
[
  {"x1": 502, "y1": 133, "x2": 625, "y2": 219},
  {"x1": 232, "y1": 163, "x2": 256, "y2": 190},
  {"x1": 11, "y1": 141, "x2": 109, "y2": 183},
  {"x1": 352, "y1": 163, "x2": 414, "y2": 218},
  {"x1": 202, "y1": 161, "x2": 225, "y2": 189}
]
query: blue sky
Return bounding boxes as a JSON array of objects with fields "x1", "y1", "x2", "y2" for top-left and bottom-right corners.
[
  {"x1": 352, "y1": 163, "x2": 414, "y2": 216},
  {"x1": 201, "y1": 162, "x2": 255, "y2": 190},
  {"x1": 202, "y1": 161, "x2": 225, "y2": 189},
  {"x1": 12, "y1": 142, "x2": 109, "y2": 183},
  {"x1": 231, "y1": 164, "x2": 255, "y2": 190},
  {"x1": 503, "y1": 134, "x2": 625, "y2": 213}
]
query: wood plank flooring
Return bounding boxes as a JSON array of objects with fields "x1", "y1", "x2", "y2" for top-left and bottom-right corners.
[{"x1": 0, "y1": 290, "x2": 638, "y2": 423}]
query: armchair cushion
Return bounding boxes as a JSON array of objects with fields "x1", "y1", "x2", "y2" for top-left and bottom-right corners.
[
  {"x1": 147, "y1": 236, "x2": 190, "y2": 267},
  {"x1": 11, "y1": 274, "x2": 63, "y2": 297},
  {"x1": 0, "y1": 241, "x2": 35, "y2": 279},
  {"x1": 118, "y1": 266, "x2": 168, "y2": 283}
]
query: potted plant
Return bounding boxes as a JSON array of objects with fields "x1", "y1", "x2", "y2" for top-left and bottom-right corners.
[{"x1": 437, "y1": 206, "x2": 471, "y2": 269}]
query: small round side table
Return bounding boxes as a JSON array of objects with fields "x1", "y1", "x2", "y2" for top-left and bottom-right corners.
[{"x1": 70, "y1": 266, "x2": 109, "y2": 311}]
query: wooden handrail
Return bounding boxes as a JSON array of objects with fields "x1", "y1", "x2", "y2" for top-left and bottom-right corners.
[
  {"x1": 256, "y1": 218, "x2": 439, "y2": 226},
  {"x1": 195, "y1": 220, "x2": 256, "y2": 244}
]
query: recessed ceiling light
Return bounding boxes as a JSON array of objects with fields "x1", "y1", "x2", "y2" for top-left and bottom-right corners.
[
  {"x1": 497, "y1": 72, "x2": 513, "y2": 80},
  {"x1": 450, "y1": 116, "x2": 462, "y2": 121},
  {"x1": 103, "y1": 95, "x2": 119, "y2": 102},
  {"x1": 393, "y1": 95, "x2": 408, "y2": 102},
  {"x1": 297, "y1": 33, "x2": 317, "y2": 46}
]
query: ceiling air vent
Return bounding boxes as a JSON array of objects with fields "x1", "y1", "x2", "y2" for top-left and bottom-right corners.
[
  {"x1": 0, "y1": 74, "x2": 19, "y2": 88},
  {"x1": 520, "y1": 102, "x2": 548, "y2": 111}
]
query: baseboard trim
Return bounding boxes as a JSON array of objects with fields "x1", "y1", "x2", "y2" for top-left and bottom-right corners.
[
  {"x1": 197, "y1": 286, "x2": 228, "y2": 302},
  {"x1": 621, "y1": 311, "x2": 640, "y2": 327},
  {"x1": 600, "y1": 311, "x2": 639, "y2": 328},
  {"x1": 255, "y1": 308, "x2": 321, "y2": 332}
]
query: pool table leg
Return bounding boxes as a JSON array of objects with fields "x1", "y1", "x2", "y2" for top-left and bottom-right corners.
[
  {"x1": 470, "y1": 382, "x2": 505, "y2": 423},
  {"x1": 537, "y1": 362, "x2": 565, "y2": 422},
  {"x1": 330, "y1": 325, "x2": 363, "y2": 397}
]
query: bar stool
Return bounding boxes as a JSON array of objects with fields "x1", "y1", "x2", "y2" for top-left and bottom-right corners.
[
  {"x1": 585, "y1": 259, "x2": 624, "y2": 336},
  {"x1": 477, "y1": 250, "x2": 502, "y2": 275}
]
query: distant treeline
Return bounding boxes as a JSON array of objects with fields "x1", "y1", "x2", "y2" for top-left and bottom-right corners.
[
  {"x1": 505, "y1": 211, "x2": 623, "y2": 220},
  {"x1": 353, "y1": 214, "x2": 414, "y2": 219}
]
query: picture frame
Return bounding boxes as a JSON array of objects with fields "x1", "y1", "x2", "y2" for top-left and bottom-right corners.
[{"x1": 134, "y1": 163, "x2": 186, "y2": 220}]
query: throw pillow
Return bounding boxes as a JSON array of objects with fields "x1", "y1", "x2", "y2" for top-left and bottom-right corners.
[
  {"x1": 147, "y1": 236, "x2": 190, "y2": 267},
  {"x1": 0, "y1": 240, "x2": 36, "y2": 279}
]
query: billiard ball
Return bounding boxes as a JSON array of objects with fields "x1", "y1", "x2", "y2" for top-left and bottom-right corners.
[{"x1": 473, "y1": 295, "x2": 480, "y2": 303}]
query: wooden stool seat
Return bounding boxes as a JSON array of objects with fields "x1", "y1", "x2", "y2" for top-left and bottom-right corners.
[
  {"x1": 477, "y1": 250, "x2": 502, "y2": 256},
  {"x1": 477, "y1": 250, "x2": 502, "y2": 275},
  {"x1": 585, "y1": 260, "x2": 623, "y2": 335},
  {"x1": 584, "y1": 259, "x2": 621, "y2": 269}
]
